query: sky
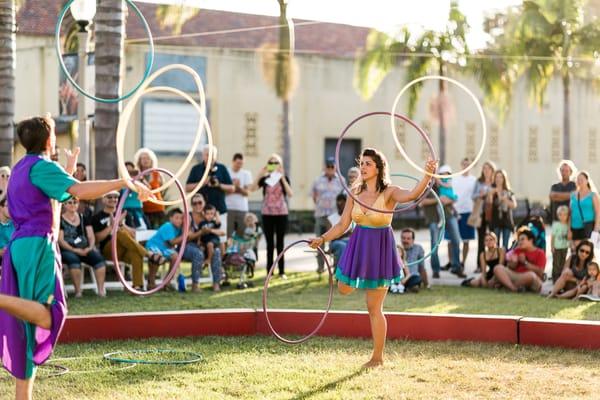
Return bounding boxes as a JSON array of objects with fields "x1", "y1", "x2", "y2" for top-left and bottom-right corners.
[{"x1": 138, "y1": 0, "x2": 522, "y2": 48}]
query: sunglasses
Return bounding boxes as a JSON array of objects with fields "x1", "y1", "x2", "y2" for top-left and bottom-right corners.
[
  {"x1": 267, "y1": 161, "x2": 280, "y2": 165},
  {"x1": 0, "y1": 174, "x2": 8, "y2": 178},
  {"x1": 579, "y1": 249, "x2": 591, "y2": 255},
  {"x1": 66, "y1": 200, "x2": 79, "y2": 204}
]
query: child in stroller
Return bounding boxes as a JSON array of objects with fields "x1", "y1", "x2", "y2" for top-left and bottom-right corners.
[{"x1": 223, "y1": 213, "x2": 263, "y2": 288}]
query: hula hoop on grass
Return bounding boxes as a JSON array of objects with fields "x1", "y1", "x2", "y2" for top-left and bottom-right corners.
[
  {"x1": 111, "y1": 167, "x2": 189, "y2": 296},
  {"x1": 55, "y1": 0, "x2": 154, "y2": 104},
  {"x1": 262, "y1": 240, "x2": 334, "y2": 344},
  {"x1": 0, "y1": 363, "x2": 69, "y2": 380},
  {"x1": 335, "y1": 111, "x2": 437, "y2": 214},
  {"x1": 103, "y1": 349, "x2": 203, "y2": 365},
  {"x1": 391, "y1": 173, "x2": 446, "y2": 266},
  {"x1": 47, "y1": 356, "x2": 137, "y2": 374}
]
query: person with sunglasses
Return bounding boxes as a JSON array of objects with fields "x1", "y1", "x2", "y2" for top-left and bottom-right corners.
[
  {"x1": 0, "y1": 165, "x2": 10, "y2": 199},
  {"x1": 492, "y1": 227, "x2": 546, "y2": 293},
  {"x1": 0, "y1": 115, "x2": 152, "y2": 400},
  {"x1": 548, "y1": 239, "x2": 595, "y2": 299}
]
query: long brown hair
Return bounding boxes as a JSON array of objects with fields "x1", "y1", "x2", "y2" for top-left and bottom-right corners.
[
  {"x1": 478, "y1": 160, "x2": 496, "y2": 183},
  {"x1": 492, "y1": 169, "x2": 512, "y2": 192},
  {"x1": 355, "y1": 148, "x2": 391, "y2": 194}
]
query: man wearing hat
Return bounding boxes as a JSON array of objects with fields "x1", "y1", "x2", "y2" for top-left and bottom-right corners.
[{"x1": 311, "y1": 157, "x2": 345, "y2": 273}]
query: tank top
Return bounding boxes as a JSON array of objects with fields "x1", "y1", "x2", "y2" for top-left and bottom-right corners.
[
  {"x1": 351, "y1": 192, "x2": 393, "y2": 227},
  {"x1": 570, "y1": 192, "x2": 595, "y2": 229}
]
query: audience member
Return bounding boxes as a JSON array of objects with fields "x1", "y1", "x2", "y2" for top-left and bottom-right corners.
[
  {"x1": 135, "y1": 148, "x2": 166, "y2": 229},
  {"x1": 437, "y1": 166, "x2": 464, "y2": 277},
  {"x1": 72, "y1": 162, "x2": 94, "y2": 219},
  {"x1": 420, "y1": 188, "x2": 442, "y2": 278},
  {"x1": 226, "y1": 152, "x2": 253, "y2": 237},
  {"x1": 122, "y1": 161, "x2": 149, "y2": 230},
  {"x1": 570, "y1": 171, "x2": 600, "y2": 247},
  {"x1": 453, "y1": 157, "x2": 477, "y2": 268},
  {"x1": 548, "y1": 239, "x2": 594, "y2": 299},
  {"x1": 400, "y1": 228, "x2": 427, "y2": 290},
  {"x1": 0, "y1": 166, "x2": 10, "y2": 199},
  {"x1": 328, "y1": 193, "x2": 352, "y2": 269},
  {"x1": 488, "y1": 169, "x2": 517, "y2": 249},
  {"x1": 347, "y1": 167, "x2": 360, "y2": 188},
  {"x1": 549, "y1": 160, "x2": 576, "y2": 222},
  {"x1": 0, "y1": 198, "x2": 14, "y2": 268},
  {"x1": 472, "y1": 161, "x2": 496, "y2": 260},
  {"x1": 551, "y1": 205, "x2": 570, "y2": 283},
  {"x1": 199, "y1": 204, "x2": 224, "y2": 271},
  {"x1": 577, "y1": 261, "x2": 600, "y2": 298},
  {"x1": 462, "y1": 231, "x2": 504, "y2": 288}
]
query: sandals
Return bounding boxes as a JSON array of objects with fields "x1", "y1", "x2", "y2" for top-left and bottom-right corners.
[{"x1": 149, "y1": 253, "x2": 167, "y2": 265}]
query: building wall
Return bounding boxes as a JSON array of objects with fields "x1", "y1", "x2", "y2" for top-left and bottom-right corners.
[{"x1": 15, "y1": 34, "x2": 600, "y2": 209}]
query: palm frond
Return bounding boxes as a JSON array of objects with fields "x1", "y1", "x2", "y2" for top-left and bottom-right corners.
[{"x1": 155, "y1": 5, "x2": 199, "y2": 35}]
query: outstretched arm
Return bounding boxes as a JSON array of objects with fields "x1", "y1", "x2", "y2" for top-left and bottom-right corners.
[
  {"x1": 390, "y1": 158, "x2": 438, "y2": 204},
  {"x1": 309, "y1": 196, "x2": 354, "y2": 248}
]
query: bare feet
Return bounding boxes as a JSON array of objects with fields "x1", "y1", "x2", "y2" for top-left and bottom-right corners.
[
  {"x1": 212, "y1": 283, "x2": 221, "y2": 292},
  {"x1": 192, "y1": 283, "x2": 200, "y2": 293},
  {"x1": 362, "y1": 358, "x2": 383, "y2": 369}
]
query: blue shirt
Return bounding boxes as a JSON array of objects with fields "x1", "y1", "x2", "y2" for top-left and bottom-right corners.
[
  {"x1": 186, "y1": 162, "x2": 232, "y2": 214},
  {"x1": 0, "y1": 219, "x2": 14, "y2": 249},
  {"x1": 570, "y1": 192, "x2": 596, "y2": 229},
  {"x1": 145, "y1": 222, "x2": 182, "y2": 255},
  {"x1": 404, "y1": 244, "x2": 425, "y2": 276},
  {"x1": 120, "y1": 189, "x2": 143, "y2": 210}
]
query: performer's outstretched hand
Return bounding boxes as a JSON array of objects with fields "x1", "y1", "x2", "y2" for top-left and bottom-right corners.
[
  {"x1": 64, "y1": 147, "x2": 80, "y2": 175},
  {"x1": 309, "y1": 237, "x2": 324, "y2": 249},
  {"x1": 133, "y1": 180, "x2": 155, "y2": 202},
  {"x1": 424, "y1": 157, "x2": 438, "y2": 175}
]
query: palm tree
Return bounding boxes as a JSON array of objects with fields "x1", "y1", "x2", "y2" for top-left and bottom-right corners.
[
  {"x1": 94, "y1": 0, "x2": 126, "y2": 180},
  {"x1": 0, "y1": 0, "x2": 16, "y2": 166},
  {"x1": 355, "y1": 1, "x2": 469, "y2": 164},
  {"x1": 259, "y1": 0, "x2": 298, "y2": 174},
  {"x1": 480, "y1": 0, "x2": 600, "y2": 159},
  {"x1": 155, "y1": 4, "x2": 199, "y2": 35}
]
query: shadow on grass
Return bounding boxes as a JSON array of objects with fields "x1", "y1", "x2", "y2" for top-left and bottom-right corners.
[{"x1": 289, "y1": 369, "x2": 366, "y2": 400}]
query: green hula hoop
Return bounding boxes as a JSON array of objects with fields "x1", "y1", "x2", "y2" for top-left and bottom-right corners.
[
  {"x1": 391, "y1": 173, "x2": 446, "y2": 267},
  {"x1": 55, "y1": 0, "x2": 155, "y2": 104},
  {"x1": 103, "y1": 349, "x2": 203, "y2": 365}
]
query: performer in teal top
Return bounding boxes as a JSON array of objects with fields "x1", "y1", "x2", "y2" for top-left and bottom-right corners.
[{"x1": 0, "y1": 114, "x2": 152, "y2": 400}]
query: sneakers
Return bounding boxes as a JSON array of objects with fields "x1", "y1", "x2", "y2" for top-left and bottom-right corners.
[
  {"x1": 390, "y1": 283, "x2": 405, "y2": 294},
  {"x1": 177, "y1": 273, "x2": 186, "y2": 292}
]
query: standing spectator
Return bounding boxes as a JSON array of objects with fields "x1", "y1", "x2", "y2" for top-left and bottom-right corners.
[
  {"x1": 186, "y1": 145, "x2": 234, "y2": 242},
  {"x1": 184, "y1": 193, "x2": 223, "y2": 292},
  {"x1": 569, "y1": 171, "x2": 600, "y2": 247},
  {"x1": 551, "y1": 205, "x2": 570, "y2": 283},
  {"x1": 421, "y1": 187, "x2": 442, "y2": 278},
  {"x1": 347, "y1": 167, "x2": 360, "y2": 188},
  {"x1": 548, "y1": 240, "x2": 594, "y2": 299},
  {"x1": 400, "y1": 228, "x2": 428, "y2": 290},
  {"x1": 488, "y1": 170, "x2": 517, "y2": 249},
  {"x1": 92, "y1": 191, "x2": 154, "y2": 291},
  {"x1": 135, "y1": 148, "x2": 166, "y2": 229},
  {"x1": 462, "y1": 231, "x2": 504, "y2": 288},
  {"x1": 453, "y1": 157, "x2": 477, "y2": 267},
  {"x1": 226, "y1": 153, "x2": 253, "y2": 237},
  {"x1": 549, "y1": 160, "x2": 577, "y2": 222},
  {"x1": 59, "y1": 198, "x2": 107, "y2": 297},
  {"x1": 493, "y1": 227, "x2": 545, "y2": 293},
  {"x1": 472, "y1": 161, "x2": 496, "y2": 260},
  {"x1": 0, "y1": 198, "x2": 14, "y2": 266},
  {"x1": 72, "y1": 162, "x2": 94, "y2": 219},
  {"x1": 328, "y1": 193, "x2": 352, "y2": 268},
  {"x1": 251, "y1": 153, "x2": 293, "y2": 279},
  {"x1": 122, "y1": 161, "x2": 149, "y2": 230},
  {"x1": 312, "y1": 157, "x2": 345, "y2": 273},
  {"x1": 73, "y1": 162, "x2": 86, "y2": 181},
  {"x1": 437, "y1": 166, "x2": 465, "y2": 277},
  {"x1": 0, "y1": 166, "x2": 10, "y2": 199}
]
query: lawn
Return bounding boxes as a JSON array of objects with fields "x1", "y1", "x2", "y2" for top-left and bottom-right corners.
[
  {"x1": 67, "y1": 271, "x2": 600, "y2": 321},
  {"x1": 1, "y1": 336, "x2": 598, "y2": 399}
]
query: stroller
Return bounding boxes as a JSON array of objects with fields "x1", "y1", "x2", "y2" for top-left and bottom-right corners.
[{"x1": 222, "y1": 232, "x2": 260, "y2": 289}]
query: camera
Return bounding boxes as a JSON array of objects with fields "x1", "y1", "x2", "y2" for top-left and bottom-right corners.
[{"x1": 208, "y1": 166, "x2": 219, "y2": 187}]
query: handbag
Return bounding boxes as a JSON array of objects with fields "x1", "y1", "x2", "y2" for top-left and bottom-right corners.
[
  {"x1": 467, "y1": 198, "x2": 482, "y2": 228},
  {"x1": 576, "y1": 192, "x2": 595, "y2": 239}
]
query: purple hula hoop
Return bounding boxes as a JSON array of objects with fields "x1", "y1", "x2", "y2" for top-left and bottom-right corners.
[
  {"x1": 111, "y1": 167, "x2": 190, "y2": 296},
  {"x1": 335, "y1": 111, "x2": 437, "y2": 214},
  {"x1": 262, "y1": 240, "x2": 334, "y2": 344}
]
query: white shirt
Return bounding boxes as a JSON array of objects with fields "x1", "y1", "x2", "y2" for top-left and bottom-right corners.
[
  {"x1": 452, "y1": 174, "x2": 477, "y2": 214},
  {"x1": 225, "y1": 168, "x2": 253, "y2": 211}
]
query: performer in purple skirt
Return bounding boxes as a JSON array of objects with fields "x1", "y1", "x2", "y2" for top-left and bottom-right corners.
[
  {"x1": 0, "y1": 115, "x2": 152, "y2": 400},
  {"x1": 310, "y1": 148, "x2": 436, "y2": 368}
]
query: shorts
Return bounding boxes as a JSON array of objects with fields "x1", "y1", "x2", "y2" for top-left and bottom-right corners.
[
  {"x1": 458, "y1": 212, "x2": 476, "y2": 240},
  {"x1": 571, "y1": 222, "x2": 594, "y2": 240}
]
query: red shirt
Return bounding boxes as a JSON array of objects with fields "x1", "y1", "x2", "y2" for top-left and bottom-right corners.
[{"x1": 511, "y1": 247, "x2": 546, "y2": 273}]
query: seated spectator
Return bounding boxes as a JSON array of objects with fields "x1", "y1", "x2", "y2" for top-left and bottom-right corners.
[
  {"x1": 390, "y1": 247, "x2": 410, "y2": 294},
  {"x1": 577, "y1": 261, "x2": 600, "y2": 299},
  {"x1": 185, "y1": 194, "x2": 223, "y2": 292},
  {"x1": 548, "y1": 239, "x2": 594, "y2": 299},
  {"x1": 327, "y1": 193, "x2": 352, "y2": 270},
  {"x1": 0, "y1": 165, "x2": 10, "y2": 199},
  {"x1": 399, "y1": 228, "x2": 425, "y2": 291},
  {"x1": 493, "y1": 227, "x2": 545, "y2": 293},
  {"x1": 59, "y1": 198, "x2": 106, "y2": 297},
  {"x1": 0, "y1": 198, "x2": 15, "y2": 277},
  {"x1": 92, "y1": 191, "x2": 155, "y2": 291},
  {"x1": 145, "y1": 208, "x2": 187, "y2": 292},
  {"x1": 462, "y1": 231, "x2": 504, "y2": 288},
  {"x1": 121, "y1": 161, "x2": 150, "y2": 230},
  {"x1": 199, "y1": 204, "x2": 225, "y2": 270}
]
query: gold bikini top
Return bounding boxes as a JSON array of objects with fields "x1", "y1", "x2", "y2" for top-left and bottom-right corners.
[{"x1": 351, "y1": 192, "x2": 393, "y2": 228}]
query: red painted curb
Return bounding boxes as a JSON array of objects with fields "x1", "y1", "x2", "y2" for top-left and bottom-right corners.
[
  {"x1": 60, "y1": 309, "x2": 256, "y2": 343},
  {"x1": 519, "y1": 318, "x2": 600, "y2": 349},
  {"x1": 257, "y1": 310, "x2": 519, "y2": 343}
]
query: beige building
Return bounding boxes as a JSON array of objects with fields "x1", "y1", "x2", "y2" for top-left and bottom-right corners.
[{"x1": 14, "y1": 1, "x2": 600, "y2": 210}]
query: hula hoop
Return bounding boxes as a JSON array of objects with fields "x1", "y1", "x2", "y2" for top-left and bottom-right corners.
[
  {"x1": 111, "y1": 168, "x2": 189, "y2": 296},
  {"x1": 55, "y1": 0, "x2": 155, "y2": 104},
  {"x1": 47, "y1": 356, "x2": 136, "y2": 374},
  {"x1": 262, "y1": 240, "x2": 334, "y2": 344},
  {"x1": 390, "y1": 75, "x2": 487, "y2": 179},
  {"x1": 0, "y1": 363, "x2": 69, "y2": 381},
  {"x1": 115, "y1": 64, "x2": 214, "y2": 205},
  {"x1": 103, "y1": 349, "x2": 203, "y2": 365},
  {"x1": 391, "y1": 173, "x2": 446, "y2": 266},
  {"x1": 335, "y1": 111, "x2": 437, "y2": 214}
]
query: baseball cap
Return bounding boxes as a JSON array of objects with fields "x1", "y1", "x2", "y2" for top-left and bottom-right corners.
[
  {"x1": 325, "y1": 157, "x2": 335, "y2": 167},
  {"x1": 438, "y1": 165, "x2": 452, "y2": 174}
]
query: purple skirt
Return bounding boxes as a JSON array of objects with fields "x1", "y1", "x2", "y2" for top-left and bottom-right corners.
[{"x1": 336, "y1": 225, "x2": 403, "y2": 289}]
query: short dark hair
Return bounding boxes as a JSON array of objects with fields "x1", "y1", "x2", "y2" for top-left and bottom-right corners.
[
  {"x1": 168, "y1": 208, "x2": 183, "y2": 218},
  {"x1": 16, "y1": 116, "x2": 53, "y2": 154},
  {"x1": 233, "y1": 153, "x2": 244, "y2": 161},
  {"x1": 401, "y1": 228, "x2": 415, "y2": 239},
  {"x1": 0, "y1": 197, "x2": 7, "y2": 207},
  {"x1": 204, "y1": 204, "x2": 216, "y2": 212},
  {"x1": 76, "y1": 162, "x2": 86, "y2": 170},
  {"x1": 336, "y1": 193, "x2": 347, "y2": 202},
  {"x1": 517, "y1": 227, "x2": 534, "y2": 241},
  {"x1": 125, "y1": 161, "x2": 135, "y2": 169}
]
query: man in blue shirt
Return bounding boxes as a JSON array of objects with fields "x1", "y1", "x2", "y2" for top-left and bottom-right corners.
[{"x1": 186, "y1": 145, "x2": 234, "y2": 241}]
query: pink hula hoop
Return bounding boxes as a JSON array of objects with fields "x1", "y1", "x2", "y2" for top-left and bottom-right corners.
[
  {"x1": 111, "y1": 167, "x2": 189, "y2": 296},
  {"x1": 262, "y1": 240, "x2": 334, "y2": 344}
]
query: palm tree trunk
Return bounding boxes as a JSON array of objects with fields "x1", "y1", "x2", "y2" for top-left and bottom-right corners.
[
  {"x1": 277, "y1": 0, "x2": 292, "y2": 175},
  {"x1": 562, "y1": 72, "x2": 571, "y2": 160},
  {"x1": 0, "y1": 0, "x2": 15, "y2": 166},
  {"x1": 438, "y1": 63, "x2": 446, "y2": 164},
  {"x1": 282, "y1": 100, "x2": 290, "y2": 171},
  {"x1": 94, "y1": 0, "x2": 125, "y2": 179}
]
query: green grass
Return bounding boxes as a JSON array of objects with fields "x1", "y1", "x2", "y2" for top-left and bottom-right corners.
[
  {"x1": 1, "y1": 336, "x2": 598, "y2": 399},
  {"x1": 67, "y1": 271, "x2": 600, "y2": 321}
]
